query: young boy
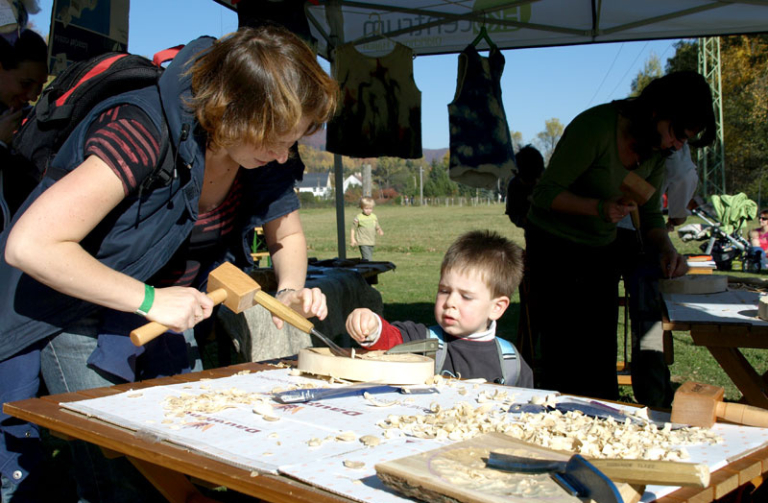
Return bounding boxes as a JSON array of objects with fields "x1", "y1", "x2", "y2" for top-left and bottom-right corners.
[
  {"x1": 346, "y1": 230, "x2": 533, "y2": 386},
  {"x1": 351, "y1": 196, "x2": 384, "y2": 261}
]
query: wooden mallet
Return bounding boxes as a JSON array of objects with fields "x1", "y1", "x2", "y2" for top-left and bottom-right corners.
[
  {"x1": 619, "y1": 171, "x2": 656, "y2": 238},
  {"x1": 129, "y1": 262, "x2": 350, "y2": 357},
  {"x1": 670, "y1": 381, "x2": 768, "y2": 428}
]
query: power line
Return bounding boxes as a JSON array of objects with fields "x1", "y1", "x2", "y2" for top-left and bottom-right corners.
[
  {"x1": 586, "y1": 43, "x2": 625, "y2": 108},
  {"x1": 607, "y1": 41, "x2": 649, "y2": 100}
]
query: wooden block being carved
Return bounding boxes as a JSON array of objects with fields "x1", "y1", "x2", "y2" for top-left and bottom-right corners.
[{"x1": 659, "y1": 275, "x2": 727, "y2": 295}]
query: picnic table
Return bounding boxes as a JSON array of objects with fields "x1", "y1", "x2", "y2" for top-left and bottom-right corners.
[
  {"x1": 662, "y1": 288, "x2": 768, "y2": 409},
  {"x1": 6, "y1": 361, "x2": 768, "y2": 503}
]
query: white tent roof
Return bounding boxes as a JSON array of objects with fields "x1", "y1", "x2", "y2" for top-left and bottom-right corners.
[{"x1": 217, "y1": 1, "x2": 768, "y2": 58}]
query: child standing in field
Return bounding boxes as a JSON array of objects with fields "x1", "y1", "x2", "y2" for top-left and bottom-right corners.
[
  {"x1": 351, "y1": 196, "x2": 383, "y2": 261},
  {"x1": 346, "y1": 230, "x2": 533, "y2": 386}
]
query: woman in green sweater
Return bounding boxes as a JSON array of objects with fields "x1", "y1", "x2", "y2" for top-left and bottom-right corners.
[{"x1": 525, "y1": 71, "x2": 715, "y2": 400}]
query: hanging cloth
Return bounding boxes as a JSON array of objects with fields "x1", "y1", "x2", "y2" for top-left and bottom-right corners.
[
  {"x1": 448, "y1": 44, "x2": 517, "y2": 189},
  {"x1": 326, "y1": 42, "x2": 422, "y2": 159}
]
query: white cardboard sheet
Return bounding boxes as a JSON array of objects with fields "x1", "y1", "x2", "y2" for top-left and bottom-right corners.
[{"x1": 62, "y1": 368, "x2": 768, "y2": 502}]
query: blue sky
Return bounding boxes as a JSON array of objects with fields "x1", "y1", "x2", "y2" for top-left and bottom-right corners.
[{"x1": 30, "y1": 0, "x2": 682, "y2": 150}]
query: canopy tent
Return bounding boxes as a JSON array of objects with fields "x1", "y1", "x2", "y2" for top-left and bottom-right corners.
[
  {"x1": 217, "y1": 0, "x2": 768, "y2": 58},
  {"x1": 216, "y1": 0, "x2": 768, "y2": 258}
]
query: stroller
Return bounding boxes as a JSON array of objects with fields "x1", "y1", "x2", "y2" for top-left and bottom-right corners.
[{"x1": 677, "y1": 193, "x2": 759, "y2": 271}]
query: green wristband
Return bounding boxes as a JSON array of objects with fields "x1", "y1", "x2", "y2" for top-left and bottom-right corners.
[
  {"x1": 597, "y1": 199, "x2": 610, "y2": 222},
  {"x1": 135, "y1": 284, "x2": 155, "y2": 317}
]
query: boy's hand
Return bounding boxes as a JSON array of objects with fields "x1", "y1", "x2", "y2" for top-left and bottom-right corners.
[
  {"x1": 350, "y1": 239, "x2": 358, "y2": 247},
  {"x1": 377, "y1": 228, "x2": 384, "y2": 236},
  {"x1": 345, "y1": 308, "x2": 378, "y2": 344}
]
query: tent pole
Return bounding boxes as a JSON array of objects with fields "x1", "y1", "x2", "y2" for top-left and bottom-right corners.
[{"x1": 326, "y1": 0, "x2": 347, "y2": 260}]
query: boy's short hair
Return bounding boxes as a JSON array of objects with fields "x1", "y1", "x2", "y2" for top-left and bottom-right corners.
[
  {"x1": 360, "y1": 196, "x2": 375, "y2": 209},
  {"x1": 440, "y1": 230, "x2": 523, "y2": 298}
]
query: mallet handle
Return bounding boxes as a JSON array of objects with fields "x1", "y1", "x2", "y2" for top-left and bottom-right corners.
[
  {"x1": 716, "y1": 402, "x2": 768, "y2": 427},
  {"x1": 253, "y1": 290, "x2": 314, "y2": 333},
  {"x1": 129, "y1": 288, "x2": 228, "y2": 346}
]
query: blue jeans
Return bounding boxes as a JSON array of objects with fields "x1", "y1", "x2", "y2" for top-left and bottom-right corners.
[
  {"x1": 0, "y1": 342, "x2": 44, "y2": 503},
  {"x1": 37, "y1": 317, "x2": 200, "y2": 503}
]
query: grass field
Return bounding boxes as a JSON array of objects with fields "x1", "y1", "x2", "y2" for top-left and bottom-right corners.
[{"x1": 299, "y1": 202, "x2": 768, "y2": 403}]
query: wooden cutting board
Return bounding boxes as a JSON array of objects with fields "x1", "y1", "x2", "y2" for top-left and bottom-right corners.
[{"x1": 375, "y1": 432, "x2": 641, "y2": 503}]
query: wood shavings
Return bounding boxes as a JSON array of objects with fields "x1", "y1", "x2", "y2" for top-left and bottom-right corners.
[
  {"x1": 336, "y1": 431, "x2": 357, "y2": 442},
  {"x1": 529, "y1": 394, "x2": 557, "y2": 406},
  {"x1": 162, "y1": 386, "x2": 273, "y2": 419},
  {"x1": 343, "y1": 460, "x2": 365, "y2": 469},
  {"x1": 360, "y1": 435, "x2": 381, "y2": 447},
  {"x1": 363, "y1": 392, "x2": 399, "y2": 407},
  {"x1": 428, "y1": 447, "x2": 561, "y2": 498},
  {"x1": 376, "y1": 402, "x2": 722, "y2": 461}
]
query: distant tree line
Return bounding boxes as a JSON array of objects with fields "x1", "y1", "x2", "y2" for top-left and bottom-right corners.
[{"x1": 298, "y1": 147, "x2": 498, "y2": 204}]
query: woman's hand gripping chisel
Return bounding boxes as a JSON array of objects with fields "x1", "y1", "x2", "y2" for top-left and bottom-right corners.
[{"x1": 130, "y1": 262, "x2": 352, "y2": 357}]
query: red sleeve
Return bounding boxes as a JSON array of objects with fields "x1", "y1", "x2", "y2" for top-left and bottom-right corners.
[
  {"x1": 367, "y1": 318, "x2": 404, "y2": 350},
  {"x1": 84, "y1": 104, "x2": 161, "y2": 196}
]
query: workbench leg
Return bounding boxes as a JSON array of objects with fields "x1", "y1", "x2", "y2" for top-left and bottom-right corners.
[
  {"x1": 127, "y1": 456, "x2": 220, "y2": 503},
  {"x1": 704, "y1": 346, "x2": 768, "y2": 409}
]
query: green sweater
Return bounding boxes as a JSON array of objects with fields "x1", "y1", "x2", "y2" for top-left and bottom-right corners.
[{"x1": 528, "y1": 103, "x2": 666, "y2": 246}]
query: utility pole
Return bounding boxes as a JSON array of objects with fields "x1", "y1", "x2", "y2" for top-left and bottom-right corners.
[
  {"x1": 363, "y1": 163, "x2": 372, "y2": 197},
  {"x1": 419, "y1": 166, "x2": 424, "y2": 206},
  {"x1": 698, "y1": 37, "x2": 725, "y2": 197}
]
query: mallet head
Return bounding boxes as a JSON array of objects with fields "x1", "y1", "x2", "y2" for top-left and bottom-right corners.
[
  {"x1": 670, "y1": 381, "x2": 724, "y2": 428},
  {"x1": 207, "y1": 262, "x2": 262, "y2": 313}
]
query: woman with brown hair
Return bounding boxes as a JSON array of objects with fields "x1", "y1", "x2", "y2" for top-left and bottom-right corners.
[{"x1": 1, "y1": 25, "x2": 337, "y2": 501}]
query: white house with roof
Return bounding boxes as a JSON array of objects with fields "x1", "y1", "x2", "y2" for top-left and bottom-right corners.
[
  {"x1": 343, "y1": 173, "x2": 363, "y2": 193},
  {"x1": 296, "y1": 172, "x2": 332, "y2": 198}
]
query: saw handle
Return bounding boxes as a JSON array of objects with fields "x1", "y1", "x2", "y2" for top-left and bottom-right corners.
[
  {"x1": 716, "y1": 402, "x2": 768, "y2": 427},
  {"x1": 129, "y1": 288, "x2": 228, "y2": 346}
]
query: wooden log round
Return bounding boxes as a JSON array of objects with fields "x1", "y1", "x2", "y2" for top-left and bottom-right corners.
[
  {"x1": 297, "y1": 348, "x2": 435, "y2": 385},
  {"x1": 659, "y1": 275, "x2": 728, "y2": 295}
]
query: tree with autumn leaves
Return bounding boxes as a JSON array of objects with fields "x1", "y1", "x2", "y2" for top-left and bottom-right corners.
[{"x1": 664, "y1": 36, "x2": 768, "y2": 199}]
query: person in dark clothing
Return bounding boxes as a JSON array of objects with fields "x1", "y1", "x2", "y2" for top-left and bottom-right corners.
[
  {"x1": 346, "y1": 230, "x2": 533, "y2": 387},
  {"x1": 0, "y1": 28, "x2": 47, "y2": 231},
  {"x1": 506, "y1": 144, "x2": 544, "y2": 229},
  {"x1": 526, "y1": 71, "x2": 715, "y2": 401},
  {"x1": 1, "y1": 26, "x2": 337, "y2": 502}
]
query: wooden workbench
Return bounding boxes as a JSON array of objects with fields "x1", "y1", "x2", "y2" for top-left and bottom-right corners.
[
  {"x1": 5, "y1": 362, "x2": 768, "y2": 503},
  {"x1": 661, "y1": 288, "x2": 768, "y2": 409}
]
